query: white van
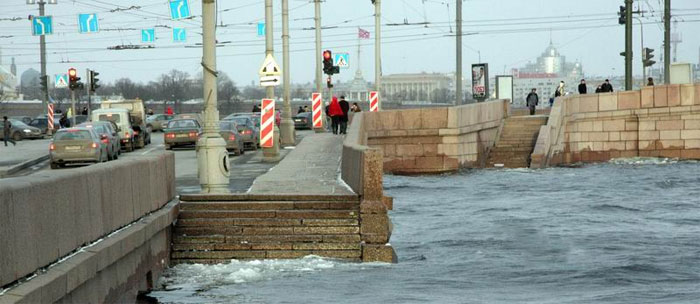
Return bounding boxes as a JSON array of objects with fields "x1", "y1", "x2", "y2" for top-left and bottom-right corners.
[{"x1": 92, "y1": 108, "x2": 137, "y2": 152}]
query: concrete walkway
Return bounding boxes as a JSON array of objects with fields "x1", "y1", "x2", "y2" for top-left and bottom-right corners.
[{"x1": 248, "y1": 133, "x2": 355, "y2": 196}]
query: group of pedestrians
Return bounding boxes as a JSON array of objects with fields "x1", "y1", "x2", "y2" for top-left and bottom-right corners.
[
  {"x1": 526, "y1": 78, "x2": 620, "y2": 115},
  {"x1": 322, "y1": 95, "x2": 362, "y2": 135}
]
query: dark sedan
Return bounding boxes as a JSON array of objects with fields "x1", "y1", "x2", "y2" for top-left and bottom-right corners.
[
  {"x1": 164, "y1": 119, "x2": 201, "y2": 150},
  {"x1": 294, "y1": 112, "x2": 314, "y2": 130}
]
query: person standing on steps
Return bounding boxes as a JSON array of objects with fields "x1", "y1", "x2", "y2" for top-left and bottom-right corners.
[
  {"x1": 526, "y1": 88, "x2": 539, "y2": 116},
  {"x1": 338, "y1": 96, "x2": 350, "y2": 134},
  {"x1": 552, "y1": 81, "x2": 565, "y2": 107},
  {"x1": 578, "y1": 79, "x2": 587, "y2": 94},
  {"x1": 3, "y1": 116, "x2": 16, "y2": 146}
]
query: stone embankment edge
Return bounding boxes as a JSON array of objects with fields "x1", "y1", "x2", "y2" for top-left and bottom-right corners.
[
  {"x1": 342, "y1": 113, "x2": 397, "y2": 263},
  {"x1": 0, "y1": 200, "x2": 179, "y2": 304}
]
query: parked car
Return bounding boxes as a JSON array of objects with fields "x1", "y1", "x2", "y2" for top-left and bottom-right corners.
[
  {"x1": 174, "y1": 113, "x2": 202, "y2": 123},
  {"x1": 0, "y1": 119, "x2": 42, "y2": 141},
  {"x1": 78, "y1": 121, "x2": 120, "y2": 160},
  {"x1": 146, "y1": 114, "x2": 174, "y2": 132},
  {"x1": 29, "y1": 116, "x2": 61, "y2": 134},
  {"x1": 10, "y1": 116, "x2": 32, "y2": 125},
  {"x1": 224, "y1": 116, "x2": 259, "y2": 150},
  {"x1": 163, "y1": 119, "x2": 201, "y2": 150},
  {"x1": 49, "y1": 127, "x2": 108, "y2": 169},
  {"x1": 100, "y1": 99, "x2": 151, "y2": 149},
  {"x1": 219, "y1": 120, "x2": 245, "y2": 156},
  {"x1": 294, "y1": 112, "x2": 314, "y2": 130}
]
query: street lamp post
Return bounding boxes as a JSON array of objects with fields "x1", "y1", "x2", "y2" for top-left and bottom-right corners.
[
  {"x1": 197, "y1": 0, "x2": 230, "y2": 193},
  {"x1": 280, "y1": 0, "x2": 295, "y2": 146}
]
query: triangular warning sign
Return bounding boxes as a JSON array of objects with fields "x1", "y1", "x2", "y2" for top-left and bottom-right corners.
[
  {"x1": 336, "y1": 56, "x2": 347, "y2": 67},
  {"x1": 259, "y1": 54, "x2": 281, "y2": 76},
  {"x1": 57, "y1": 77, "x2": 67, "y2": 86}
]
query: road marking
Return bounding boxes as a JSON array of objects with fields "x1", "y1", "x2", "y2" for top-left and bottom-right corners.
[{"x1": 141, "y1": 147, "x2": 158, "y2": 155}]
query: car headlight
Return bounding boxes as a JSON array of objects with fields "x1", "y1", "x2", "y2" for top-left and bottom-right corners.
[{"x1": 23, "y1": 129, "x2": 31, "y2": 133}]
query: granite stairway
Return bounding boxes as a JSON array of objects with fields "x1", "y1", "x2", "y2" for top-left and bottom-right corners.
[
  {"x1": 172, "y1": 195, "x2": 363, "y2": 264},
  {"x1": 486, "y1": 115, "x2": 548, "y2": 168}
]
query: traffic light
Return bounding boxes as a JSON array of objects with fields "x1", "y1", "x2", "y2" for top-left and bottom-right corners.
[
  {"x1": 68, "y1": 68, "x2": 82, "y2": 90},
  {"x1": 39, "y1": 75, "x2": 48, "y2": 92},
  {"x1": 89, "y1": 70, "x2": 100, "y2": 92},
  {"x1": 322, "y1": 50, "x2": 339, "y2": 75},
  {"x1": 618, "y1": 6, "x2": 626, "y2": 25},
  {"x1": 327, "y1": 76, "x2": 333, "y2": 89},
  {"x1": 643, "y1": 48, "x2": 656, "y2": 67}
]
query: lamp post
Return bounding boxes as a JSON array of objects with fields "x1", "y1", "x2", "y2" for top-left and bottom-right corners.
[{"x1": 197, "y1": 0, "x2": 230, "y2": 193}]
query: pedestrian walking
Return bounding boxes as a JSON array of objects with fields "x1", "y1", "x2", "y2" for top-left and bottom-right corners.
[
  {"x1": 601, "y1": 79, "x2": 614, "y2": 92},
  {"x1": 328, "y1": 96, "x2": 343, "y2": 134},
  {"x1": 252, "y1": 104, "x2": 261, "y2": 112},
  {"x1": 351, "y1": 102, "x2": 362, "y2": 113},
  {"x1": 578, "y1": 79, "x2": 587, "y2": 94},
  {"x1": 297, "y1": 106, "x2": 305, "y2": 114},
  {"x1": 552, "y1": 81, "x2": 565, "y2": 107},
  {"x1": 526, "y1": 88, "x2": 539, "y2": 115},
  {"x1": 647, "y1": 77, "x2": 655, "y2": 86},
  {"x1": 324, "y1": 101, "x2": 331, "y2": 131},
  {"x1": 3, "y1": 116, "x2": 16, "y2": 146},
  {"x1": 81, "y1": 107, "x2": 88, "y2": 115},
  {"x1": 166, "y1": 106, "x2": 174, "y2": 115},
  {"x1": 338, "y1": 96, "x2": 350, "y2": 134},
  {"x1": 59, "y1": 113, "x2": 71, "y2": 128}
]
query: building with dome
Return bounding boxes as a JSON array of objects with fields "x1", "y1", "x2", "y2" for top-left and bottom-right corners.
[{"x1": 508, "y1": 41, "x2": 585, "y2": 107}]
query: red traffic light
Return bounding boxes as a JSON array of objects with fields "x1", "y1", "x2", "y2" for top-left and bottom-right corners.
[
  {"x1": 68, "y1": 68, "x2": 77, "y2": 78},
  {"x1": 323, "y1": 50, "x2": 332, "y2": 60}
]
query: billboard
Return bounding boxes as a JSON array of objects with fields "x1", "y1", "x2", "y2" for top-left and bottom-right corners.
[
  {"x1": 472, "y1": 63, "x2": 489, "y2": 101},
  {"x1": 495, "y1": 75, "x2": 514, "y2": 103}
]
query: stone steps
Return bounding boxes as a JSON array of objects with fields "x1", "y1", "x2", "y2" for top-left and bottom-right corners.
[
  {"x1": 486, "y1": 116, "x2": 548, "y2": 168},
  {"x1": 172, "y1": 199, "x2": 363, "y2": 264}
]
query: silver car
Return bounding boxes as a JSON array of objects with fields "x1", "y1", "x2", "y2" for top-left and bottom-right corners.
[
  {"x1": 50, "y1": 128, "x2": 109, "y2": 169},
  {"x1": 78, "y1": 121, "x2": 121, "y2": 160}
]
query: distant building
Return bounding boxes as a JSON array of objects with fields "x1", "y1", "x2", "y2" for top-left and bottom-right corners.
[
  {"x1": 508, "y1": 41, "x2": 585, "y2": 107},
  {"x1": 334, "y1": 69, "x2": 369, "y2": 102},
  {"x1": 0, "y1": 49, "x2": 19, "y2": 98},
  {"x1": 380, "y1": 72, "x2": 452, "y2": 104}
]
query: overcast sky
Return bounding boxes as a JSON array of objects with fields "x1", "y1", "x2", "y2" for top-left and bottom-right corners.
[{"x1": 1, "y1": 0, "x2": 699, "y2": 86}]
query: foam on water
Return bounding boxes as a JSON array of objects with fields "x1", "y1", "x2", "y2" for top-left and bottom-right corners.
[{"x1": 608, "y1": 157, "x2": 680, "y2": 165}]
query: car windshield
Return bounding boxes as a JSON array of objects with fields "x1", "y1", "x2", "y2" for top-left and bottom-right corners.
[
  {"x1": 9, "y1": 119, "x2": 30, "y2": 128},
  {"x1": 98, "y1": 114, "x2": 121, "y2": 123},
  {"x1": 54, "y1": 130, "x2": 92, "y2": 140},
  {"x1": 168, "y1": 119, "x2": 198, "y2": 129},
  {"x1": 231, "y1": 117, "x2": 249, "y2": 126},
  {"x1": 79, "y1": 124, "x2": 107, "y2": 134},
  {"x1": 219, "y1": 121, "x2": 235, "y2": 131}
]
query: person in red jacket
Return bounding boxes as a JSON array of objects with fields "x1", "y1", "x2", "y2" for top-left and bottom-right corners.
[{"x1": 328, "y1": 96, "x2": 343, "y2": 134}]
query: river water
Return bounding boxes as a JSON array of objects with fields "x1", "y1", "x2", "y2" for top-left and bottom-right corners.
[{"x1": 151, "y1": 158, "x2": 700, "y2": 304}]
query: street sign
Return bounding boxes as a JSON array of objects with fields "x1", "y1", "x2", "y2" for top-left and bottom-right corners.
[
  {"x1": 369, "y1": 91, "x2": 379, "y2": 112},
  {"x1": 260, "y1": 99, "x2": 275, "y2": 148},
  {"x1": 173, "y1": 28, "x2": 186, "y2": 42},
  {"x1": 312, "y1": 93, "x2": 323, "y2": 129},
  {"x1": 55, "y1": 74, "x2": 68, "y2": 88},
  {"x1": 334, "y1": 53, "x2": 349, "y2": 69},
  {"x1": 169, "y1": 0, "x2": 191, "y2": 20},
  {"x1": 31, "y1": 16, "x2": 53, "y2": 36},
  {"x1": 257, "y1": 22, "x2": 265, "y2": 37},
  {"x1": 259, "y1": 75, "x2": 281, "y2": 87},
  {"x1": 142, "y1": 28, "x2": 155, "y2": 43},
  {"x1": 78, "y1": 13, "x2": 99, "y2": 33},
  {"x1": 258, "y1": 54, "x2": 281, "y2": 76}
]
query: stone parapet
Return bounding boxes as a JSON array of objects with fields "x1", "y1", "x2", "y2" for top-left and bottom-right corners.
[
  {"x1": 360, "y1": 100, "x2": 510, "y2": 174},
  {"x1": 531, "y1": 83, "x2": 700, "y2": 167},
  {"x1": 0, "y1": 152, "x2": 176, "y2": 289}
]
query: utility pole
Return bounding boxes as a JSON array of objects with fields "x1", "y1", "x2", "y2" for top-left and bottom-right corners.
[
  {"x1": 315, "y1": 0, "x2": 322, "y2": 95},
  {"x1": 664, "y1": 0, "x2": 671, "y2": 84},
  {"x1": 279, "y1": 0, "x2": 295, "y2": 146},
  {"x1": 38, "y1": 1, "x2": 49, "y2": 112},
  {"x1": 455, "y1": 0, "x2": 463, "y2": 105},
  {"x1": 86, "y1": 68, "x2": 91, "y2": 120},
  {"x1": 197, "y1": 0, "x2": 230, "y2": 193},
  {"x1": 374, "y1": 0, "x2": 382, "y2": 110},
  {"x1": 263, "y1": 0, "x2": 280, "y2": 160},
  {"x1": 625, "y1": 0, "x2": 633, "y2": 91}
]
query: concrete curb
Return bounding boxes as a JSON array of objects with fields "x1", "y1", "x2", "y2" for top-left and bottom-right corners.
[{"x1": 0, "y1": 154, "x2": 50, "y2": 177}]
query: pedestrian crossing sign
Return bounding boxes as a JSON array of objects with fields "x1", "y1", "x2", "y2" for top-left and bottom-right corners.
[
  {"x1": 334, "y1": 53, "x2": 349, "y2": 69},
  {"x1": 55, "y1": 74, "x2": 68, "y2": 88}
]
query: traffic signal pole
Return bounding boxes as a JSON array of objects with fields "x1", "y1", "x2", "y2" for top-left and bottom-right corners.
[
  {"x1": 280, "y1": 0, "x2": 295, "y2": 146},
  {"x1": 39, "y1": 1, "x2": 49, "y2": 112},
  {"x1": 664, "y1": 0, "x2": 671, "y2": 84},
  {"x1": 374, "y1": 0, "x2": 382, "y2": 110},
  {"x1": 456, "y1": 0, "x2": 463, "y2": 105},
  {"x1": 197, "y1": 0, "x2": 230, "y2": 193},
  {"x1": 625, "y1": 0, "x2": 633, "y2": 91},
  {"x1": 86, "y1": 68, "x2": 92, "y2": 120}
]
